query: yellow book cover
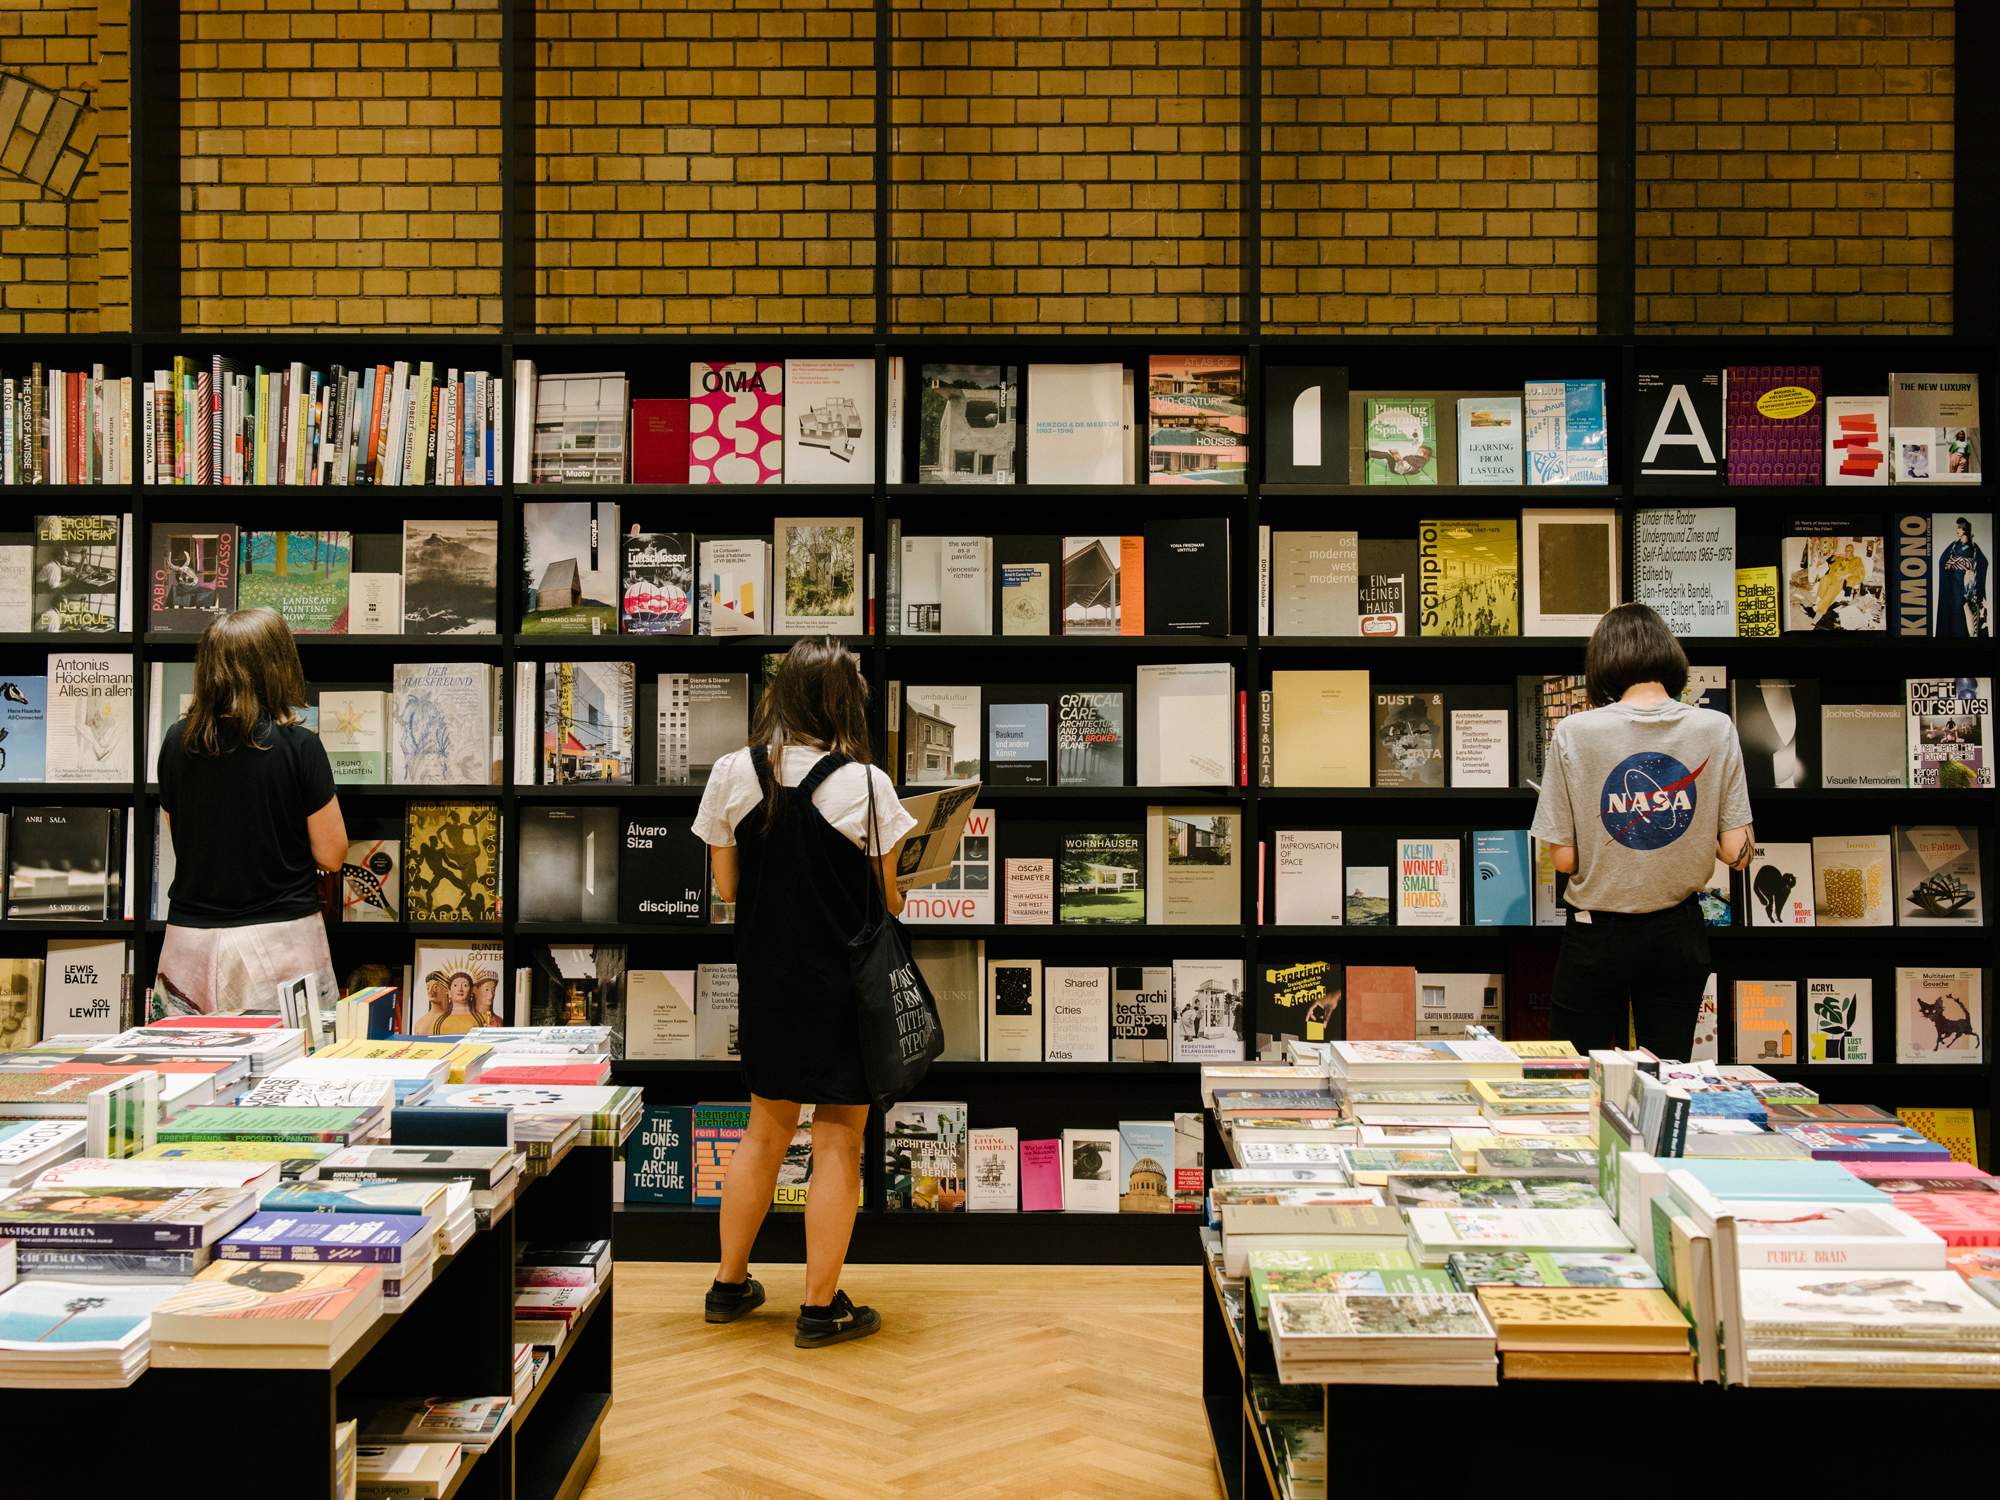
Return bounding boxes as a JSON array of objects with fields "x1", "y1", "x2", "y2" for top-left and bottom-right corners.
[
  {"x1": 1898, "y1": 1106, "x2": 1980, "y2": 1164},
  {"x1": 1419, "y1": 518, "x2": 1520, "y2": 637},
  {"x1": 1477, "y1": 1286, "x2": 1690, "y2": 1351},
  {"x1": 136, "y1": 1140, "x2": 340, "y2": 1165},
  {"x1": 1505, "y1": 1040, "x2": 1581, "y2": 1059},
  {"x1": 1734, "y1": 565, "x2": 1779, "y2": 636},
  {"x1": 1270, "y1": 670, "x2": 1369, "y2": 787},
  {"x1": 320, "y1": 1038, "x2": 492, "y2": 1084}
]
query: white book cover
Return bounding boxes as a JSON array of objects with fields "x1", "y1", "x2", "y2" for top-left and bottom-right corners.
[
  {"x1": 347, "y1": 573, "x2": 402, "y2": 635},
  {"x1": 1691, "y1": 971, "x2": 1719, "y2": 1061},
  {"x1": 45, "y1": 653, "x2": 133, "y2": 784},
  {"x1": 1134, "y1": 661, "x2": 1233, "y2": 786},
  {"x1": 44, "y1": 938, "x2": 126, "y2": 1035},
  {"x1": 1631, "y1": 507, "x2": 1736, "y2": 636},
  {"x1": 1027, "y1": 363, "x2": 1126, "y2": 484},
  {"x1": 144, "y1": 658, "x2": 193, "y2": 785},
  {"x1": 773, "y1": 517, "x2": 864, "y2": 636},
  {"x1": 986, "y1": 959, "x2": 1042, "y2": 1062},
  {"x1": 625, "y1": 970, "x2": 698, "y2": 1061},
  {"x1": 1170, "y1": 958, "x2": 1244, "y2": 1062},
  {"x1": 1003, "y1": 856, "x2": 1053, "y2": 925},
  {"x1": 695, "y1": 965, "x2": 738, "y2": 1060},
  {"x1": 1042, "y1": 966, "x2": 1109, "y2": 1062},
  {"x1": 1061, "y1": 1127, "x2": 1119, "y2": 1213},
  {"x1": 1825, "y1": 395, "x2": 1889, "y2": 485},
  {"x1": 1810, "y1": 833, "x2": 1892, "y2": 927},
  {"x1": 1906, "y1": 676, "x2": 1993, "y2": 789},
  {"x1": 885, "y1": 355, "x2": 903, "y2": 484},
  {"x1": 1746, "y1": 842, "x2": 1815, "y2": 927},
  {"x1": 938, "y1": 536, "x2": 991, "y2": 635},
  {"x1": 1895, "y1": 967, "x2": 1983, "y2": 1063},
  {"x1": 1739, "y1": 1269, "x2": 2000, "y2": 1339},
  {"x1": 783, "y1": 356, "x2": 875, "y2": 484},
  {"x1": 1455, "y1": 397, "x2": 1522, "y2": 484},
  {"x1": 319, "y1": 689, "x2": 388, "y2": 785},
  {"x1": 390, "y1": 663, "x2": 492, "y2": 784},
  {"x1": 700, "y1": 538, "x2": 770, "y2": 636},
  {"x1": 1273, "y1": 829, "x2": 1342, "y2": 927},
  {"x1": 0, "y1": 545, "x2": 31, "y2": 632},
  {"x1": 1270, "y1": 531, "x2": 1358, "y2": 637},
  {"x1": 1821, "y1": 702, "x2": 1906, "y2": 789},
  {"x1": 1730, "y1": 1200, "x2": 1947, "y2": 1269},
  {"x1": 1111, "y1": 964, "x2": 1171, "y2": 1062},
  {"x1": 1394, "y1": 837, "x2": 1461, "y2": 927},
  {"x1": 1404, "y1": 1207, "x2": 1630, "y2": 1261},
  {"x1": 1804, "y1": 977, "x2": 1873, "y2": 1064},
  {"x1": 1522, "y1": 508, "x2": 1619, "y2": 636},
  {"x1": 1892, "y1": 825, "x2": 1982, "y2": 927},
  {"x1": 899, "y1": 534, "x2": 942, "y2": 635},
  {"x1": 1448, "y1": 708, "x2": 1509, "y2": 788},
  {"x1": 967, "y1": 1126, "x2": 1019, "y2": 1212}
]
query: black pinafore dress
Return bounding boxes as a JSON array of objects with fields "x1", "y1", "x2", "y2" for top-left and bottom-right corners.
[{"x1": 731, "y1": 744, "x2": 873, "y2": 1105}]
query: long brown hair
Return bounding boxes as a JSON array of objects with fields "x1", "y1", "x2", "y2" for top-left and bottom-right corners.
[
  {"x1": 181, "y1": 608, "x2": 309, "y2": 754},
  {"x1": 748, "y1": 637, "x2": 874, "y2": 820}
]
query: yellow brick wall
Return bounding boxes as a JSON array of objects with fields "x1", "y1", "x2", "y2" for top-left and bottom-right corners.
[
  {"x1": 0, "y1": 0, "x2": 118, "y2": 333},
  {"x1": 178, "y1": 0, "x2": 502, "y2": 332},
  {"x1": 1261, "y1": 0, "x2": 1598, "y2": 334},
  {"x1": 534, "y1": 0, "x2": 877, "y2": 333},
  {"x1": 890, "y1": 0, "x2": 1242, "y2": 334},
  {"x1": 1636, "y1": 0, "x2": 1953, "y2": 334}
]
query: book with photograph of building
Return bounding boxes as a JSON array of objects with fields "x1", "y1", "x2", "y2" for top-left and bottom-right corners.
[{"x1": 918, "y1": 365, "x2": 1016, "y2": 485}]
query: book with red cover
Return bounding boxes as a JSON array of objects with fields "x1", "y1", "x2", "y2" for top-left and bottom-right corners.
[
  {"x1": 1880, "y1": 1190, "x2": 2000, "y2": 1246},
  {"x1": 631, "y1": 399, "x2": 689, "y2": 484},
  {"x1": 1019, "y1": 1137, "x2": 1064, "y2": 1211},
  {"x1": 478, "y1": 1062, "x2": 611, "y2": 1087},
  {"x1": 1843, "y1": 1159, "x2": 1993, "y2": 1184},
  {"x1": 1345, "y1": 965, "x2": 1417, "y2": 1039},
  {"x1": 146, "y1": 1015, "x2": 287, "y2": 1030}
]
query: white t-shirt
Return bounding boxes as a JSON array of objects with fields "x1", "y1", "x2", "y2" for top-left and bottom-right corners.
[{"x1": 692, "y1": 745, "x2": 916, "y2": 856}]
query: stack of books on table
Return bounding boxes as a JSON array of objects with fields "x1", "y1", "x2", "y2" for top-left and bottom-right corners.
[
  {"x1": 1265, "y1": 1288, "x2": 1498, "y2": 1385},
  {"x1": 357, "y1": 1439, "x2": 464, "y2": 1500},
  {"x1": 317, "y1": 1038, "x2": 496, "y2": 1085},
  {"x1": 513, "y1": 1237, "x2": 611, "y2": 1354},
  {"x1": 352, "y1": 1394, "x2": 513, "y2": 1454},
  {"x1": 1475, "y1": 1285, "x2": 1695, "y2": 1382},
  {"x1": 0, "y1": 1181, "x2": 258, "y2": 1281},
  {"x1": 0, "y1": 1120, "x2": 87, "y2": 1188},
  {"x1": 424, "y1": 1083, "x2": 643, "y2": 1151},
  {"x1": 155, "y1": 1104, "x2": 387, "y2": 1147},
  {"x1": 149, "y1": 1259, "x2": 384, "y2": 1369},
  {"x1": 1734, "y1": 1267, "x2": 2000, "y2": 1387},
  {"x1": 92, "y1": 1022, "x2": 311, "y2": 1078},
  {"x1": 314, "y1": 1143, "x2": 523, "y2": 1231},
  {"x1": 218, "y1": 1212, "x2": 438, "y2": 1313},
  {"x1": 0, "y1": 1280, "x2": 183, "y2": 1388},
  {"x1": 253, "y1": 1054, "x2": 450, "y2": 1108},
  {"x1": 133, "y1": 1138, "x2": 342, "y2": 1182}
]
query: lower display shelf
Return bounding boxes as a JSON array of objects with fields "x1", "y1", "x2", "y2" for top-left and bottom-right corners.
[
  {"x1": 613, "y1": 1202, "x2": 1202, "y2": 1265},
  {"x1": 514, "y1": 1390, "x2": 611, "y2": 1500}
]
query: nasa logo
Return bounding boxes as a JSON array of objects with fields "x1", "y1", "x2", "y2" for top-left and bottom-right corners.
[{"x1": 1598, "y1": 751, "x2": 1707, "y2": 851}]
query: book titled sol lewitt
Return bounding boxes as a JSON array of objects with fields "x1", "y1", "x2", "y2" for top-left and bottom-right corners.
[{"x1": 1394, "y1": 838, "x2": 1460, "y2": 927}]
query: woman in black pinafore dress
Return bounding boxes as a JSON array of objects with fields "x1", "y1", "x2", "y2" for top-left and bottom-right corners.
[{"x1": 691, "y1": 640, "x2": 912, "y2": 1348}]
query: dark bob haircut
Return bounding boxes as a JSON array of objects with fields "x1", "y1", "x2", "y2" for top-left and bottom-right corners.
[{"x1": 1584, "y1": 602, "x2": 1688, "y2": 707}]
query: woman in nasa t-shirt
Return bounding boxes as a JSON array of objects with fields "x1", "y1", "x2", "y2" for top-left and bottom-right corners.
[{"x1": 1529, "y1": 605, "x2": 1756, "y2": 1057}]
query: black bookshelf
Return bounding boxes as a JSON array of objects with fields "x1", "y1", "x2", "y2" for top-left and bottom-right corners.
[{"x1": 3, "y1": 1142, "x2": 616, "y2": 1500}]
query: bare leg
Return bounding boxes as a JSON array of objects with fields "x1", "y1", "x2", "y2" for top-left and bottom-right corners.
[
  {"x1": 803, "y1": 1104, "x2": 868, "y2": 1306},
  {"x1": 716, "y1": 1094, "x2": 801, "y2": 1284}
]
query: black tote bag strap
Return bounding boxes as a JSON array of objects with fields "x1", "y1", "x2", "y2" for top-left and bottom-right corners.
[{"x1": 858, "y1": 760, "x2": 890, "y2": 924}]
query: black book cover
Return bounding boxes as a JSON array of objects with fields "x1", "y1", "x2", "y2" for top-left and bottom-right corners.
[
  {"x1": 519, "y1": 805, "x2": 619, "y2": 923},
  {"x1": 1634, "y1": 369, "x2": 1723, "y2": 483},
  {"x1": 1372, "y1": 689, "x2": 1445, "y2": 789},
  {"x1": 617, "y1": 813, "x2": 706, "y2": 925},
  {"x1": 1357, "y1": 537, "x2": 1418, "y2": 638},
  {"x1": 1142, "y1": 518, "x2": 1230, "y2": 635},
  {"x1": 1055, "y1": 685, "x2": 1129, "y2": 787},
  {"x1": 985, "y1": 688, "x2": 1055, "y2": 788},
  {"x1": 1732, "y1": 677, "x2": 1822, "y2": 790},
  {"x1": 992, "y1": 533, "x2": 1061, "y2": 637},
  {"x1": 1262, "y1": 365, "x2": 1350, "y2": 483},
  {"x1": 1255, "y1": 957, "x2": 1344, "y2": 1049},
  {"x1": 392, "y1": 1106, "x2": 514, "y2": 1148},
  {"x1": 5, "y1": 804, "x2": 113, "y2": 919}
]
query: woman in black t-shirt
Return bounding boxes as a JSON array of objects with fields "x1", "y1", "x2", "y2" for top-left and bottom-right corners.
[{"x1": 155, "y1": 608, "x2": 347, "y2": 1015}]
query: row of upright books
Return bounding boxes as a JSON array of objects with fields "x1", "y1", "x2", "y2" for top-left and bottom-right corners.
[
  {"x1": 1202, "y1": 1035, "x2": 1999, "y2": 1406},
  {"x1": 0, "y1": 366, "x2": 133, "y2": 485}
]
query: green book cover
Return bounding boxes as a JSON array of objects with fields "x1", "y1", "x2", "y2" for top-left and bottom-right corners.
[
  {"x1": 237, "y1": 531, "x2": 353, "y2": 633},
  {"x1": 157, "y1": 1106, "x2": 373, "y2": 1143},
  {"x1": 1364, "y1": 398, "x2": 1438, "y2": 485}
]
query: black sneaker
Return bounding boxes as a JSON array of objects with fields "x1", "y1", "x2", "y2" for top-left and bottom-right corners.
[
  {"x1": 704, "y1": 1277, "x2": 765, "y2": 1324},
  {"x1": 794, "y1": 1290, "x2": 881, "y2": 1348}
]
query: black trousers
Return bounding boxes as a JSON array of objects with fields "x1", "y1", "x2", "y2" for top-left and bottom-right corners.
[{"x1": 1549, "y1": 896, "x2": 1711, "y2": 1059}]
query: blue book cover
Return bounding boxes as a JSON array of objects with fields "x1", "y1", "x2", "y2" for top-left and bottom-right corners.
[
  {"x1": 1670, "y1": 1157, "x2": 1891, "y2": 1203},
  {"x1": 258, "y1": 1179, "x2": 444, "y2": 1216},
  {"x1": 1526, "y1": 379, "x2": 1609, "y2": 485},
  {"x1": 1772, "y1": 1124, "x2": 1952, "y2": 1162},
  {"x1": 219, "y1": 1211, "x2": 431, "y2": 1263},
  {"x1": 0, "y1": 675, "x2": 47, "y2": 782},
  {"x1": 987, "y1": 700, "x2": 1050, "y2": 787},
  {"x1": 1471, "y1": 829, "x2": 1530, "y2": 926},
  {"x1": 1116, "y1": 1120, "x2": 1176, "y2": 1213},
  {"x1": 623, "y1": 1105, "x2": 693, "y2": 1205}
]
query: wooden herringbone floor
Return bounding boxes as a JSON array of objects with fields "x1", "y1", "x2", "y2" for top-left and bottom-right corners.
[{"x1": 583, "y1": 1263, "x2": 1223, "y2": 1500}]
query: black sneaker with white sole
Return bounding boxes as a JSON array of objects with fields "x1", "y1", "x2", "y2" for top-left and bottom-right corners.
[
  {"x1": 704, "y1": 1277, "x2": 766, "y2": 1323},
  {"x1": 794, "y1": 1289, "x2": 881, "y2": 1348}
]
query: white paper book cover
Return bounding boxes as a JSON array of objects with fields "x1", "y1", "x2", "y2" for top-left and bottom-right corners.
[
  {"x1": 43, "y1": 938, "x2": 126, "y2": 1035},
  {"x1": 319, "y1": 690, "x2": 387, "y2": 785},
  {"x1": 1810, "y1": 834, "x2": 1892, "y2": 927},
  {"x1": 1042, "y1": 966, "x2": 1109, "y2": 1063},
  {"x1": 1746, "y1": 843, "x2": 1814, "y2": 927},
  {"x1": 45, "y1": 653, "x2": 133, "y2": 783},
  {"x1": 1895, "y1": 967, "x2": 1983, "y2": 1063},
  {"x1": 1170, "y1": 958, "x2": 1244, "y2": 1062},
  {"x1": 1448, "y1": 709, "x2": 1509, "y2": 788},
  {"x1": 1135, "y1": 662, "x2": 1233, "y2": 786},
  {"x1": 699, "y1": 539, "x2": 769, "y2": 636},
  {"x1": 1892, "y1": 825, "x2": 1982, "y2": 927},
  {"x1": 694, "y1": 965, "x2": 738, "y2": 1060},
  {"x1": 1631, "y1": 507, "x2": 1736, "y2": 636},
  {"x1": 1729, "y1": 1201, "x2": 1947, "y2": 1269},
  {"x1": 1273, "y1": 829, "x2": 1342, "y2": 927},
  {"x1": 1027, "y1": 363, "x2": 1126, "y2": 484},
  {"x1": 1061, "y1": 1128, "x2": 1119, "y2": 1213},
  {"x1": 937, "y1": 536, "x2": 991, "y2": 635},
  {"x1": 347, "y1": 573, "x2": 402, "y2": 635},
  {"x1": 967, "y1": 1126, "x2": 1019, "y2": 1212},
  {"x1": 1456, "y1": 397, "x2": 1522, "y2": 484},
  {"x1": 783, "y1": 357, "x2": 875, "y2": 484},
  {"x1": 390, "y1": 663, "x2": 492, "y2": 785},
  {"x1": 625, "y1": 970, "x2": 698, "y2": 1061},
  {"x1": 1394, "y1": 837, "x2": 1460, "y2": 927},
  {"x1": 1824, "y1": 396, "x2": 1889, "y2": 485}
]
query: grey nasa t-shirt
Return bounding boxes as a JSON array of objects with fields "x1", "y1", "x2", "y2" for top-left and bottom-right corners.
[{"x1": 1528, "y1": 699, "x2": 1753, "y2": 915}]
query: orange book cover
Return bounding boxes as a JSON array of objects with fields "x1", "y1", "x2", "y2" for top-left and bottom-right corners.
[
  {"x1": 1120, "y1": 534, "x2": 1144, "y2": 636},
  {"x1": 1345, "y1": 965, "x2": 1416, "y2": 1039}
]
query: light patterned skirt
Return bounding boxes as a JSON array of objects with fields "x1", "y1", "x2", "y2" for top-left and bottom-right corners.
[{"x1": 155, "y1": 912, "x2": 338, "y2": 1016}]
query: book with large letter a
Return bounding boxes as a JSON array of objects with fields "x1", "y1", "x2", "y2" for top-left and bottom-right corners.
[{"x1": 1634, "y1": 370, "x2": 1723, "y2": 484}]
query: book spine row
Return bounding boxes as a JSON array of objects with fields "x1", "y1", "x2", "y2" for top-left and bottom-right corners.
[
  {"x1": 0, "y1": 368, "x2": 133, "y2": 485},
  {"x1": 141, "y1": 361, "x2": 501, "y2": 486}
]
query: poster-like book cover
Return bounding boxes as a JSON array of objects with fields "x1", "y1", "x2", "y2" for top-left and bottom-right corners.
[
  {"x1": 1147, "y1": 356, "x2": 1247, "y2": 485},
  {"x1": 622, "y1": 531, "x2": 693, "y2": 636},
  {"x1": 784, "y1": 357, "x2": 874, "y2": 484},
  {"x1": 45, "y1": 653, "x2": 132, "y2": 784},
  {"x1": 1418, "y1": 519, "x2": 1519, "y2": 637},
  {"x1": 390, "y1": 662, "x2": 492, "y2": 785},
  {"x1": 341, "y1": 837, "x2": 400, "y2": 925},
  {"x1": 1261, "y1": 365, "x2": 1348, "y2": 484},
  {"x1": 542, "y1": 661, "x2": 636, "y2": 786},
  {"x1": 1632, "y1": 508, "x2": 1735, "y2": 637},
  {"x1": 617, "y1": 813, "x2": 705, "y2": 926},
  {"x1": 236, "y1": 530, "x2": 351, "y2": 634},
  {"x1": 1057, "y1": 831, "x2": 1143, "y2": 925},
  {"x1": 148, "y1": 523, "x2": 236, "y2": 633},
  {"x1": 773, "y1": 517, "x2": 864, "y2": 636},
  {"x1": 521, "y1": 501, "x2": 619, "y2": 636},
  {"x1": 1362, "y1": 397, "x2": 1437, "y2": 485},
  {"x1": 1055, "y1": 689, "x2": 1125, "y2": 787},
  {"x1": 689, "y1": 361, "x2": 783, "y2": 485},
  {"x1": 5, "y1": 806, "x2": 115, "y2": 919},
  {"x1": 519, "y1": 805, "x2": 618, "y2": 924},
  {"x1": 1732, "y1": 678, "x2": 1821, "y2": 791},
  {"x1": 918, "y1": 365, "x2": 1017, "y2": 485},
  {"x1": 1372, "y1": 690, "x2": 1445, "y2": 789},
  {"x1": 1905, "y1": 675, "x2": 1993, "y2": 789},
  {"x1": 1781, "y1": 523, "x2": 1885, "y2": 632},
  {"x1": 1633, "y1": 370, "x2": 1722, "y2": 484},
  {"x1": 401, "y1": 519, "x2": 498, "y2": 636},
  {"x1": 1724, "y1": 367, "x2": 1823, "y2": 486},
  {"x1": 31, "y1": 515, "x2": 121, "y2": 634},
  {"x1": 402, "y1": 802, "x2": 500, "y2": 925},
  {"x1": 1524, "y1": 379, "x2": 1609, "y2": 485}
]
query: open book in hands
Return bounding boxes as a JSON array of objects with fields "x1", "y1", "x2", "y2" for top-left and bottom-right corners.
[{"x1": 889, "y1": 781, "x2": 981, "y2": 894}]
